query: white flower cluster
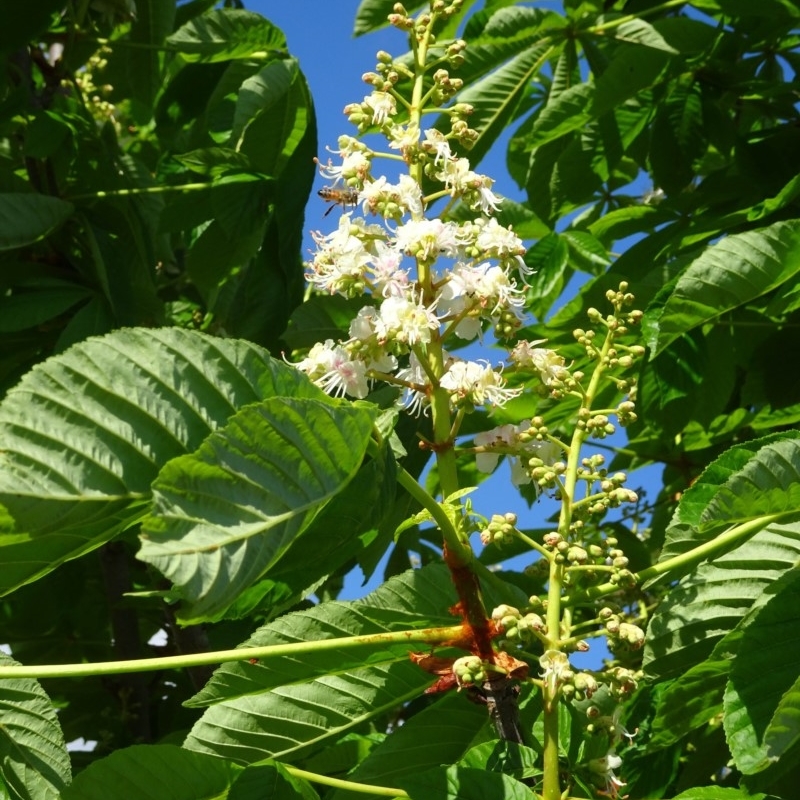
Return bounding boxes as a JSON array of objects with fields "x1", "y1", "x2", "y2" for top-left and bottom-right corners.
[{"x1": 295, "y1": 120, "x2": 530, "y2": 416}]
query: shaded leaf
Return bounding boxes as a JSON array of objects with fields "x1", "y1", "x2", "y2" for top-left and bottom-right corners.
[
  {"x1": 724, "y1": 568, "x2": 800, "y2": 774},
  {"x1": 166, "y1": 9, "x2": 286, "y2": 62},
  {"x1": 229, "y1": 761, "x2": 318, "y2": 800},
  {"x1": 59, "y1": 744, "x2": 240, "y2": 800},
  {"x1": 611, "y1": 17, "x2": 679, "y2": 53},
  {"x1": 398, "y1": 764, "x2": 531, "y2": 800},
  {"x1": 330, "y1": 692, "x2": 489, "y2": 799},
  {"x1": 0, "y1": 194, "x2": 73, "y2": 251}
]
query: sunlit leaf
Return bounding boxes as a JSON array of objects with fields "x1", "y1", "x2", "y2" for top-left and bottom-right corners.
[
  {"x1": 643, "y1": 221, "x2": 800, "y2": 356},
  {"x1": 0, "y1": 328, "x2": 319, "y2": 595},
  {"x1": 644, "y1": 520, "x2": 800, "y2": 679},
  {"x1": 138, "y1": 397, "x2": 377, "y2": 622}
]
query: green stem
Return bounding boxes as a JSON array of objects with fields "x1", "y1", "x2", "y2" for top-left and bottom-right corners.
[
  {"x1": 584, "y1": 0, "x2": 687, "y2": 35},
  {"x1": 0, "y1": 625, "x2": 463, "y2": 680},
  {"x1": 562, "y1": 513, "x2": 787, "y2": 607},
  {"x1": 541, "y1": 321, "x2": 618, "y2": 800},
  {"x1": 67, "y1": 182, "x2": 216, "y2": 202},
  {"x1": 284, "y1": 767, "x2": 409, "y2": 797}
]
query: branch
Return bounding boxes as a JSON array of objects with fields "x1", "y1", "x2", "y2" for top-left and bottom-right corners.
[{"x1": 0, "y1": 625, "x2": 464, "y2": 680}]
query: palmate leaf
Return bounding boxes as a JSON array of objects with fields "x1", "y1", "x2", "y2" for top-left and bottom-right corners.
[
  {"x1": 450, "y1": 39, "x2": 556, "y2": 171},
  {"x1": 166, "y1": 9, "x2": 286, "y2": 62},
  {"x1": 0, "y1": 328, "x2": 321, "y2": 595},
  {"x1": 186, "y1": 564, "x2": 462, "y2": 707},
  {"x1": 644, "y1": 520, "x2": 800, "y2": 680},
  {"x1": 138, "y1": 397, "x2": 378, "y2": 623},
  {"x1": 0, "y1": 652, "x2": 70, "y2": 800},
  {"x1": 328, "y1": 692, "x2": 489, "y2": 799},
  {"x1": 398, "y1": 765, "x2": 531, "y2": 800},
  {"x1": 59, "y1": 745, "x2": 241, "y2": 800},
  {"x1": 657, "y1": 432, "x2": 800, "y2": 566},
  {"x1": 0, "y1": 194, "x2": 74, "y2": 251},
  {"x1": 183, "y1": 564, "x2": 511, "y2": 764},
  {"x1": 723, "y1": 568, "x2": 800, "y2": 775},
  {"x1": 643, "y1": 220, "x2": 800, "y2": 356}
]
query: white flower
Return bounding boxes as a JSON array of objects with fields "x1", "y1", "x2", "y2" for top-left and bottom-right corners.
[
  {"x1": 510, "y1": 340, "x2": 571, "y2": 387},
  {"x1": 348, "y1": 306, "x2": 398, "y2": 375},
  {"x1": 359, "y1": 174, "x2": 423, "y2": 218},
  {"x1": 364, "y1": 91, "x2": 396, "y2": 126},
  {"x1": 377, "y1": 294, "x2": 440, "y2": 347},
  {"x1": 440, "y1": 359, "x2": 522, "y2": 407},
  {"x1": 421, "y1": 128, "x2": 454, "y2": 166},
  {"x1": 368, "y1": 241, "x2": 409, "y2": 297},
  {"x1": 396, "y1": 351, "x2": 430, "y2": 416},
  {"x1": 317, "y1": 150, "x2": 372, "y2": 184},
  {"x1": 307, "y1": 214, "x2": 371, "y2": 295},
  {"x1": 589, "y1": 752, "x2": 627, "y2": 799},
  {"x1": 349, "y1": 305, "x2": 380, "y2": 342},
  {"x1": 393, "y1": 218, "x2": 464, "y2": 262},
  {"x1": 388, "y1": 123, "x2": 420, "y2": 153},
  {"x1": 538, "y1": 650, "x2": 572, "y2": 696},
  {"x1": 293, "y1": 340, "x2": 369, "y2": 399},
  {"x1": 474, "y1": 217, "x2": 527, "y2": 273},
  {"x1": 474, "y1": 423, "x2": 523, "y2": 473},
  {"x1": 395, "y1": 174, "x2": 424, "y2": 217},
  {"x1": 473, "y1": 422, "x2": 559, "y2": 486}
]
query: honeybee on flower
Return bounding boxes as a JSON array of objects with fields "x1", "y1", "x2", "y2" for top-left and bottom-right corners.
[{"x1": 318, "y1": 185, "x2": 360, "y2": 216}]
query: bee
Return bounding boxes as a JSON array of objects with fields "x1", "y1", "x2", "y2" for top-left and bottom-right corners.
[{"x1": 318, "y1": 185, "x2": 360, "y2": 216}]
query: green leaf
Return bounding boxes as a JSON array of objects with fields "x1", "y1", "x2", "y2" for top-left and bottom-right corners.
[
  {"x1": 0, "y1": 283, "x2": 91, "y2": 333},
  {"x1": 59, "y1": 744, "x2": 241, "y2": 800},
  {"x1": 166, "y1": 9, "x2": 286, "y2": 62},
  {"x1": 655, "y1": 433, "x2": 800, "y2": 573},
  {"x1": 724, "y1": 568, "x2": 800, "y2": 774},
  {"x1": 644, "y1": 520, "x2": 800, "y2": 679},
  {"x1": 138, "y1": 397, "x2": 377, "y2": 623},
  {"x1": 127, "y1": 0, "x2": 175, "y2": 113},
  {"x1": 185, "y1": 564, "x2": 462, "y2": 708},
  {"x1": 610, "y1": 17, "x2": 679, "y2": 53},
  {"x1": 648, "y1": 657, "x2": 730, "y2": 749},
  {"x1": 0, "y1": 652, "x2": 71, "y2": 800},
  {"x1": 183, "y1": 565, "x2": 469, "y2": 763},
  {"x1": 231, "y1": 59, "x2": 297, "y2": 152},
  {"x1": 671, "y1": 788, "x2": 768, "y2": 800},
  {"x1": 236, "y1": 60, "x2": 311, "y2": 178},
  {"x1": 398, "y1": 764, "x2": 531, "y2": 800},
  {"x1": 527, "y1": 83, "x2": 595, "y2": 149},
  {"x1": 459, "y1": 739, "x2": 540, "y2": 780},
  {"x1": 453, "y1": 40, "x2": 556, "y2": 170},
  {"x1": 589, "y1": 43, "x2": 671, "y2": 117},
  {"x1": 643, "y1": 221, "x2": 800, "y2": 356},
  {"x1": 229, "y1": 761, "x2": 318, "y2": 800},
  {"x1": 330, "y1": 692, "x2": 489, "y2": 798},
  {"x1": 0, "y1": 194, "x2": 74, "y2": 251},
  {"x1": 0, "y1": 328, "x2": 319, "y2": 595}
]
